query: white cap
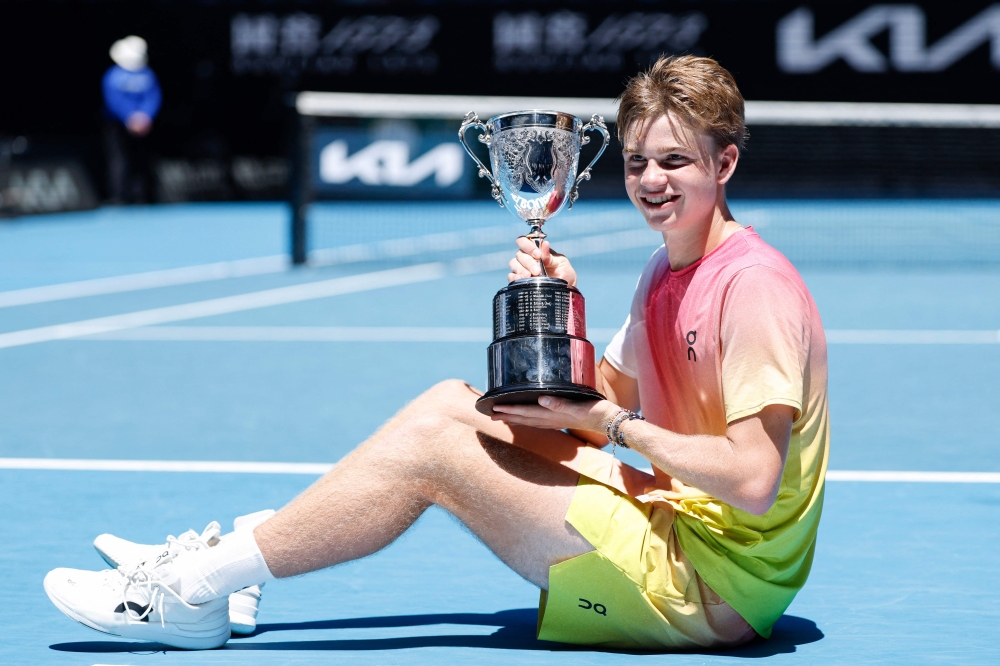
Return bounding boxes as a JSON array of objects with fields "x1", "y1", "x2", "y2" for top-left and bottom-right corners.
[{"x1": 109, "y1": 36, "x2": 148, "y2": 71}]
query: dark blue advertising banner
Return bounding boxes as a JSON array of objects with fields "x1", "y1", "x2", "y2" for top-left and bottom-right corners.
[
  {"x1": 3, "y1": 1, "x2": 999, "y2": 201},
  {"x1": 4, "y1": 1, "x2": 999, "y2": 149}
]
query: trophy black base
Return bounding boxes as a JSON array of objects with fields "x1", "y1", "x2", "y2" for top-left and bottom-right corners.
[{"x1": 475, "y1": 384, "x2": 606, "y2": 415}]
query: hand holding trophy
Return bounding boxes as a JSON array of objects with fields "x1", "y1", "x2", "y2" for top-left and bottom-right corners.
[{"x1": 458, "y1": 110, "x2": 610, "y2": 415}]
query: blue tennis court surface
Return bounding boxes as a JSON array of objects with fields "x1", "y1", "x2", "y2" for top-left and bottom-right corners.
[{"x1": 1, "y1": 201, "x2": 999, "y2": 664}]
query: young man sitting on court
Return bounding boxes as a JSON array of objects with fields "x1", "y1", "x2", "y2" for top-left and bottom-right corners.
[{"x1": 44, "y1": 56, "x2": 829, "y2": 651}]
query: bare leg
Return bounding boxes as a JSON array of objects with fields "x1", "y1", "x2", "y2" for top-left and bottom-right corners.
[{"x1": 254, "y1": 380, "x2": 595, "y2": 589}]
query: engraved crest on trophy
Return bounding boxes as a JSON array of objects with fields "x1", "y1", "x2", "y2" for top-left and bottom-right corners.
[{"x1": 459, "y1": 110, "x2": 611, "y2": 415}]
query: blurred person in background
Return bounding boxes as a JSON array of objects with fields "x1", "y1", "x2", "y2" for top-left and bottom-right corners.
[{"x1": 102, "y1": 36, "x2": 161, "y2": 204}]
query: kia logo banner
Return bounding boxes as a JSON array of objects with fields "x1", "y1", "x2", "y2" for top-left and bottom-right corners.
[
  {"x1": 311, "y1": 124, "x2": 471, "y2": 198},
  {"x1": 777, "y1": 5, "x2": 1000, "y2": 73}
]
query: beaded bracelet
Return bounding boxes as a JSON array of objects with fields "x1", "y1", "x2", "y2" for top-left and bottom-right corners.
[
  {"x1": 605, "y1": 408, "x2": 645, "y2": 449},
  {"x1": 605, "y1": 408, "x2": 626, "y2": 445},
  {"x1": 612, "y1": 410, "x2": 644, "y2": 448}
]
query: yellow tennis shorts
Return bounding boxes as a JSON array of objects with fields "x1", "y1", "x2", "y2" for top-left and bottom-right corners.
[{"x1": 537, "y1": 476, "x2": 755, "y2": 650}]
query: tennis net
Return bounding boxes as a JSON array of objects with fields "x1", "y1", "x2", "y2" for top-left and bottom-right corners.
[{"x1": 295, "y1": 93, "x2": 1000, "y2": 268}]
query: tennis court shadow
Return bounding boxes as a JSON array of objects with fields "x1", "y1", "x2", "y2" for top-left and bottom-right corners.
[
  {"x1": 49, "y1": 610, "x2": 821, "y2": 656},
  {"x1": 709, "y1": 615, "x2": 824, "y2": 658},
  {"x1": 48, "y1": 609, "x2": 553, "y2": 654}
]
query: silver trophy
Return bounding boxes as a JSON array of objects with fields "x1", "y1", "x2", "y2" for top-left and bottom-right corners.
[{"x1": 459, "y1": 110, "x2": 611, "y2": 415}]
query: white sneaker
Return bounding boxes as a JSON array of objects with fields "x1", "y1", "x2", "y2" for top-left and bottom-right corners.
[
  {"x1": 93, "y1": 513, "x2": 273, "y2": 635},
  {"x1": 226, "y1": 510, "x2": 274, "y2": 634},
  {"x1": 43, "y1": 558, "x2": 230, "y2": 650},
  {"x1": 94, "y1": 522, "x2": 223, "y2": 570},
  {"x1": 228, "y1": 584, "x2": 263, "y2": 634}
]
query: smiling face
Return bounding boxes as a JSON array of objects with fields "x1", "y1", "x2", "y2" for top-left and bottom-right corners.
[{"x1": 623, "y1": 113, "x2": 738, "y2": 237}]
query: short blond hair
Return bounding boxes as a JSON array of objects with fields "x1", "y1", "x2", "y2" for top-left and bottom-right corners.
[{"x1": 617, "y1": 55, "x2": 747, "y2": 152}]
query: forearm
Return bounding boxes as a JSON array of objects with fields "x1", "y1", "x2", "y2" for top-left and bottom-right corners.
[
  {"x1": 568, "y1": 358, "x2": 640, "y2": 446},
  {"x1": 618, "y1": 418, "x2": 783, "y2": 515},
  {"x1": 568, "y1": 368, "x2": 611, "y2": 445},
  {"x1": 493, "y1": 396, "x2": 787, "y2": 513}
]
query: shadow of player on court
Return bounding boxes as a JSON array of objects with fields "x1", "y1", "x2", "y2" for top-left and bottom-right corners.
[{"x1": 50, "y1": 610, "x2": 823, "y2": 656}]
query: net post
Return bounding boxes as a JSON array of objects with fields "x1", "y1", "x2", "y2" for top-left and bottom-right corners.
[{"x1": 288, "y1": 94, "x2": 312, "y2": 266}]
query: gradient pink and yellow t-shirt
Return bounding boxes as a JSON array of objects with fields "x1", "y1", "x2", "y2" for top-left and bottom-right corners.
[{"x1": 604, "y1": 227, "x2": 830, "y2": 637}]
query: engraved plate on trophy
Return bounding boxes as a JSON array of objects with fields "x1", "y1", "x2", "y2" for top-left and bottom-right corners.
[{"x1": 459, "y1": 110, "x2": 610, "y2": 415}]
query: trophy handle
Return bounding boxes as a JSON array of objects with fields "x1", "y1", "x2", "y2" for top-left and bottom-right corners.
[
  {"x1": 569, "y1": 115, "x2": 611, "y2": 208},
  {"x1": 459, "y1": 112, "x2": 505, "y2": 208}
]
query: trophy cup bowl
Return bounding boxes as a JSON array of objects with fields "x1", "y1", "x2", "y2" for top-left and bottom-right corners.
[{"x1": 459, "y1": 110, "x2": 610, "y2": 415}]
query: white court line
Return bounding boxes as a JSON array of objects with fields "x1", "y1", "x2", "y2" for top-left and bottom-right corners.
[
  {"x1": 0, "y1": 230, "x2": 659, "y2": 350},
  {"x1": 84, "y1": 326, "x2": 1000, "y2": 345},
  {"x1": 0, "y1": 458, "x2": 332, "y2": 474},
  {"x1": 0, "y1": 211, "x2": 640, "y2": 310},
  {"x1": 309, "y1": 225, "x2": 515, "y2": 266},
  {"x1": 825, "y1": 470, "x2": 1000, "y2": 483},
  {"x1": 90, "y1": 326, "x2": 495, "y2": 343},
  {"x1": 0, "y1": 256, "x2": 288, "y2": 309},
  {"x1": 310, "y1": 212, "x2": 638, "y2": 267},
  {"x1": 0, "y1": 458, "x2": 997, "y2": 482},
  {"x1": 0, "y1": 263, "x2": 446, "y2": 350},
  {"x1": 452, "y1": 229, "x2": 657, "y2": 275}
]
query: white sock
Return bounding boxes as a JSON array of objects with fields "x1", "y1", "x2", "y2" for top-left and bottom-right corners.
[
  {"x1": 233, "y1": 509, "x2": 275, "y2": 533},
  {"x1": 173, "y1": 528, "x2": 275, "y2": 605},
  {"x1": 222, "y1": 509, "x2": 275, "y2": 593}
]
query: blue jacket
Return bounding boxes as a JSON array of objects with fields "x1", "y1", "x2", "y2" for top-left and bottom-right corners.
[{"x1": 102, "y1": 65, "x2": 162, "y2": 124}]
